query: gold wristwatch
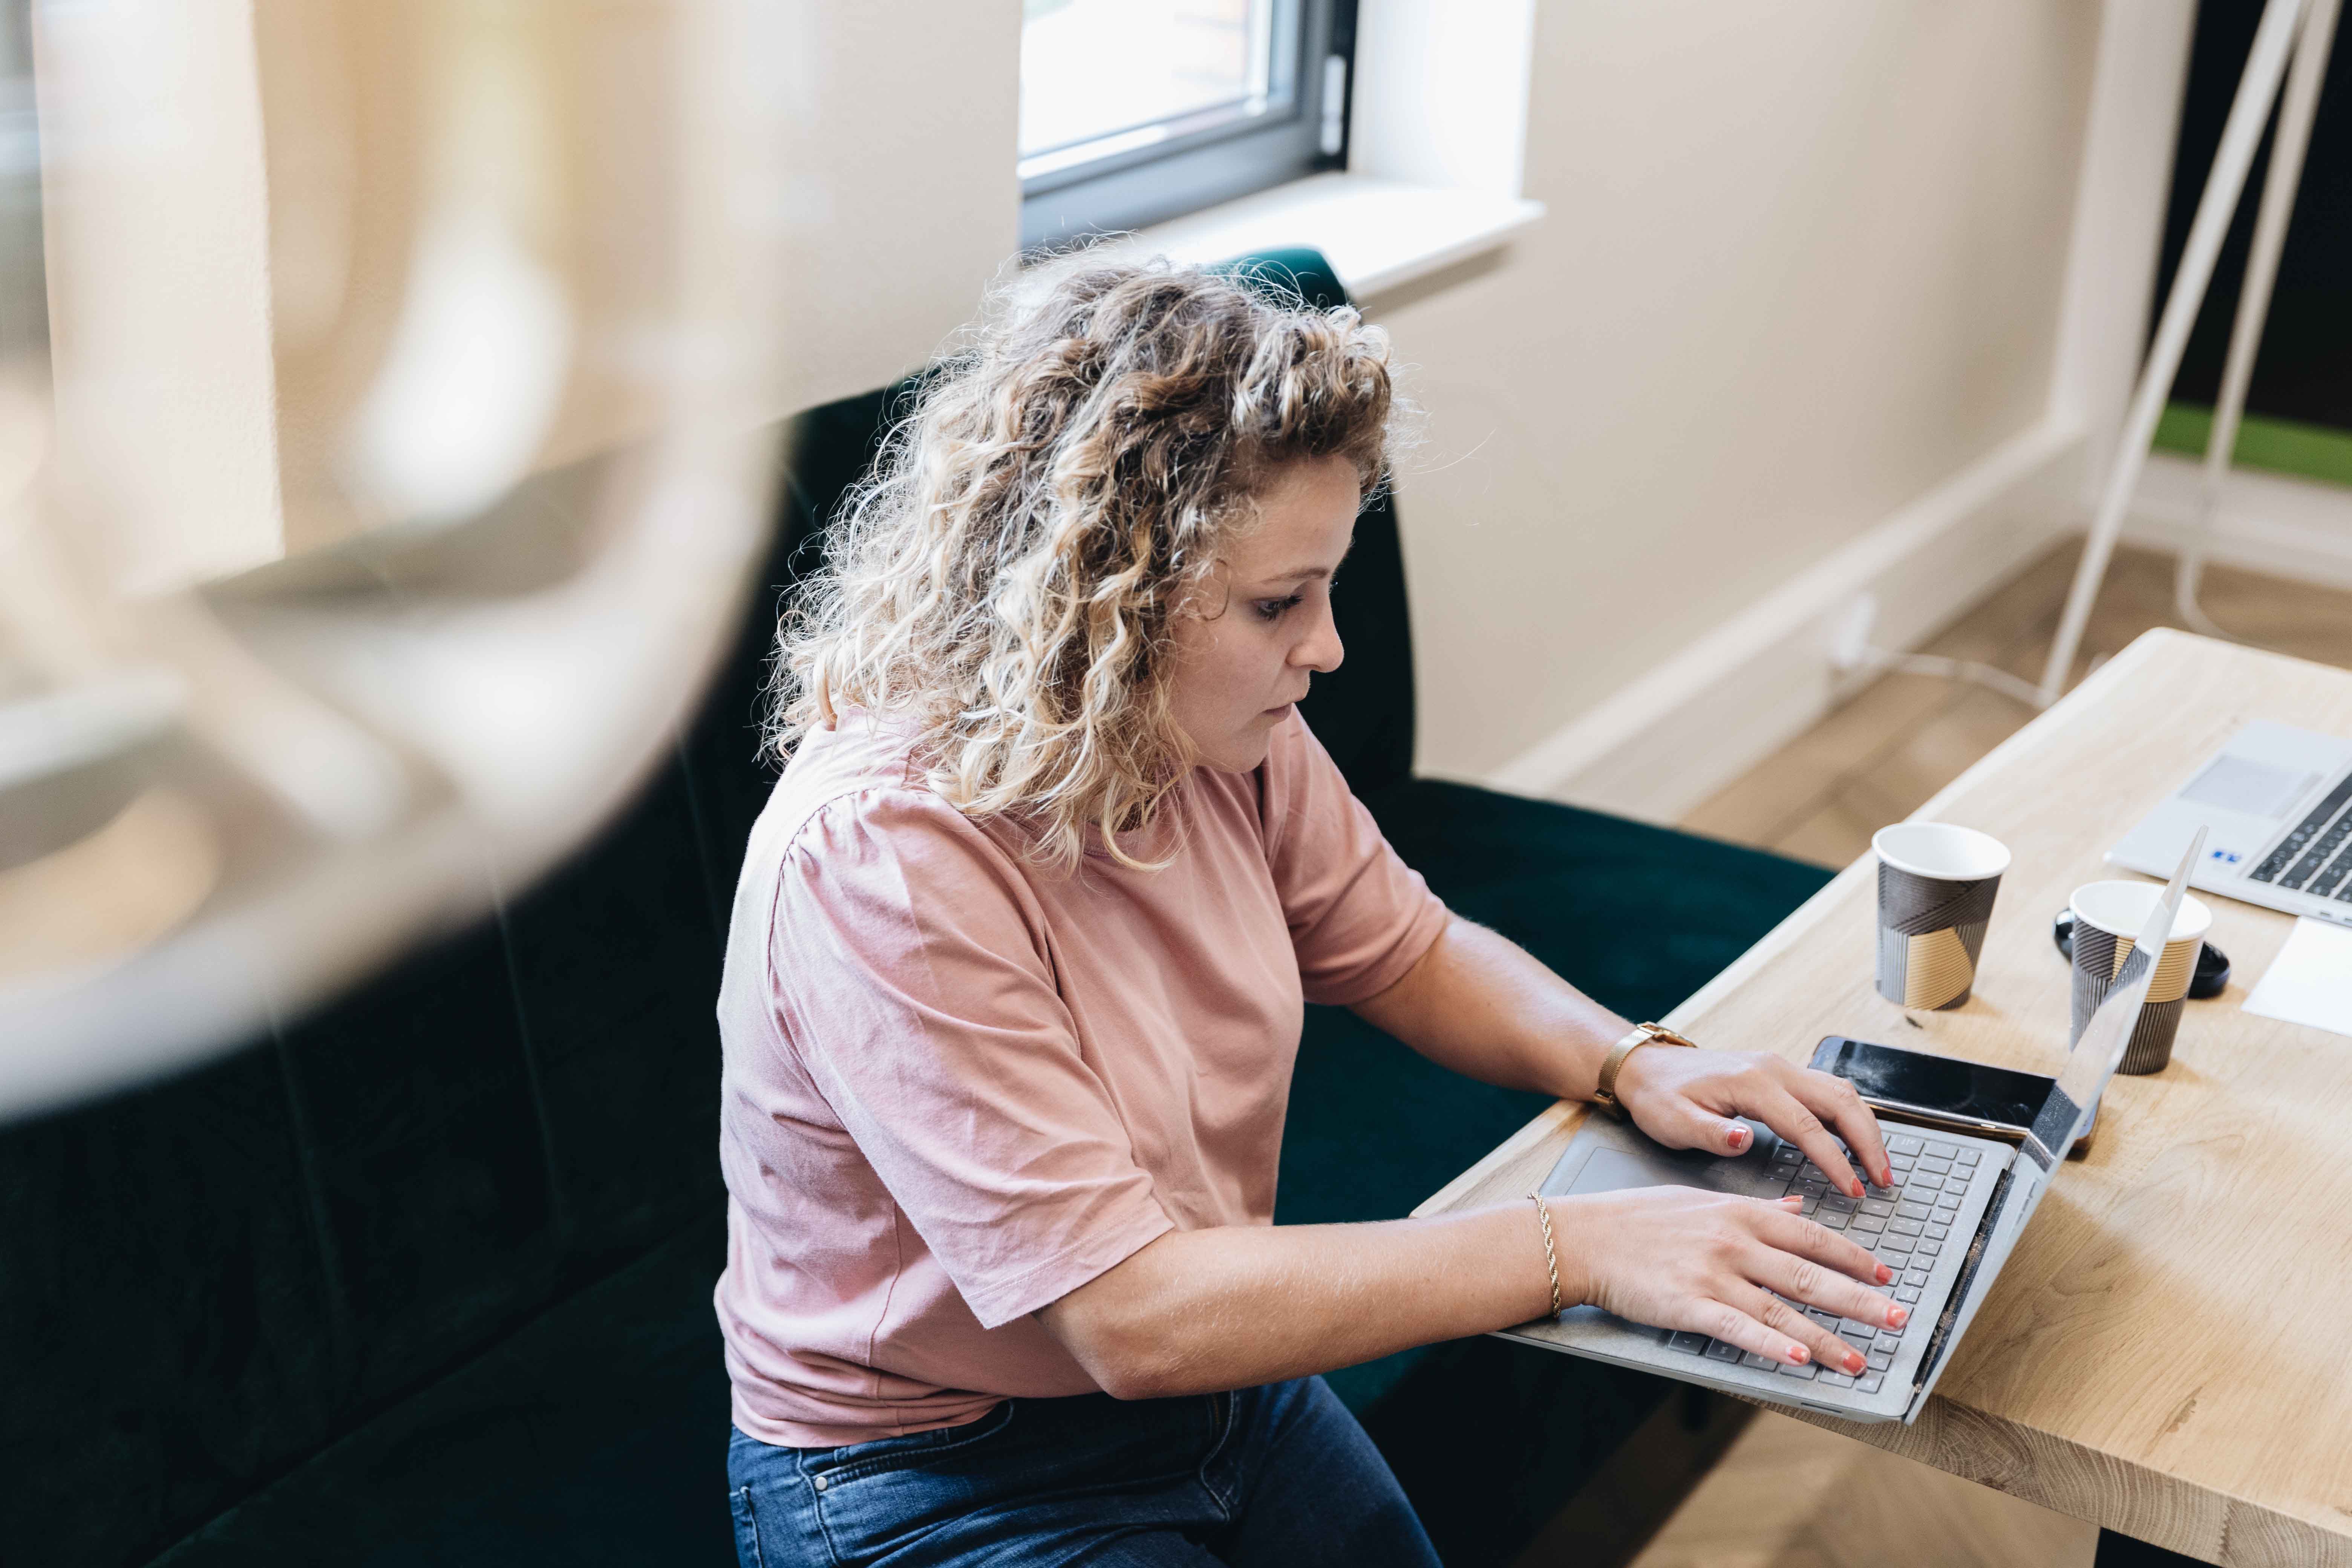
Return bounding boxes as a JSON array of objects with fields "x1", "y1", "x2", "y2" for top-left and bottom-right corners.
[{"x1": 1593, "y1": 1021, "x2": 1698, "y2": 1113}]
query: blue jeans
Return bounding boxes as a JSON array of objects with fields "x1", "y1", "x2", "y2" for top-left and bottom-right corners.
[{"x1": 727, "y1": 1376, "x2": 1440, "y2": 1567}]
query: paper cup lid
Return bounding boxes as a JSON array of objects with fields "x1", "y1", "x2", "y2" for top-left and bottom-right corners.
[
  {"x1": 2070, "y1": 880, "x2": 2213, "y2": 943},
  {"x1": 1872, "y1": 822, "x2": 2010, "y2": 881}
]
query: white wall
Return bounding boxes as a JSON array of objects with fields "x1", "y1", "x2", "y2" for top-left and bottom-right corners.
[
  {"x1": 765, "y1": 0, "x2": 1021, "y2": 412},
  {"x1": 1374, "y1": 0, "x2": 2107, "y2": 782}
]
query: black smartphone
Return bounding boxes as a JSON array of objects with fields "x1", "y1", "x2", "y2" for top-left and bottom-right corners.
[{"x1": 1808, "y1": 1035, "x2": 2097, "y2": 1153}]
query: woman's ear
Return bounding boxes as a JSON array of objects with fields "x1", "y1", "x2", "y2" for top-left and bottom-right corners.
[{"x1": 1174, "y1": 565, "x2": 1232, "y2": 624}]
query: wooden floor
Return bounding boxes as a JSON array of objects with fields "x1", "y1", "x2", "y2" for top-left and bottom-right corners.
[
  {"x1": 1626, "y1": 1412, "x2": 2092, "y2": 1568},
  {"x1": 1600, "y1": 541, "x2": 2352, "y2": 1568}
]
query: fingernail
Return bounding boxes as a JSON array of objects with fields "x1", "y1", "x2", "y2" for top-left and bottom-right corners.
[
  {"x1": 1782, "y1": 1196, "x2": 1803, "y2": 1207},
  {"x1": 1888, "y1": 1306, "x2": 1909, "y2": 1329},
  {"x1": 1875, "y1": 1264, "x2": 1893, "y2": 1284},
  {"x1": 1728, "y1": 1127, "x2": 1749, "y2": 1150},
  {"x1": 1844, "y1": 1351, "x2": 1865, "y2": 1374},
  {"x1": 1787, "y1": 1346, "x2": 1808, "y2": 1364}
]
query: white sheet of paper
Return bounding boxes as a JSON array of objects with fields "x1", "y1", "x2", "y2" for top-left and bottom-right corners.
[{"x1": 2242, "y1": 917, "x2": 2352, "y2": 1039}]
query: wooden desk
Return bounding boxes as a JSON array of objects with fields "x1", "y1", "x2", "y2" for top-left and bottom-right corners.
[{"x1": 1416, "y1": 631, "x2": 2352, "y2": 1567}]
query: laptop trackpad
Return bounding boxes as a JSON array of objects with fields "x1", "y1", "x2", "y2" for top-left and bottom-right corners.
[
  {"x1": 2180, "y1": 754, "x2": 2312, "y2": 818},
  {"x1": 1565, "y1": 1146, "x2": 1700, "y2": 1195},
  {"x1": 1555, "y1": 1127, "x2": 1790, "y2": 1201}
]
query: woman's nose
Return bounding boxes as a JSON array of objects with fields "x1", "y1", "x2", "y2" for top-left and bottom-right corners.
[{"x1": 1296, "y1": 602, "x2": 1344, "y2": 674}]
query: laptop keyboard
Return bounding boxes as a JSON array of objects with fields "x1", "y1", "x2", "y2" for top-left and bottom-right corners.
[
  {"x1": 1661, "y1": 1132, "x2": 1981, "y2": 1396},
  {"x1": 2251, "y1": 771, "x2": 2352, "y2": 898}
]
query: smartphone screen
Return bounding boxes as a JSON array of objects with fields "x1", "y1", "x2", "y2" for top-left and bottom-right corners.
[{"x1": 1811, "y1": 1037, "x2": 2053, "y2": 1130}]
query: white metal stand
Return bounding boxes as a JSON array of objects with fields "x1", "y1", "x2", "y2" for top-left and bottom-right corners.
[
  {"x1": 2039, "y1": 0, "x2": 2338, "y2": 704},
  {"x1": 2177, "y1": 0, "x2": 2342, "y2": 639}
]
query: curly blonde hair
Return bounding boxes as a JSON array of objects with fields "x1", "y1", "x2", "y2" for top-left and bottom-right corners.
[{"x1": 770, "y1": 257, "x2": 1397, "y2": 871}]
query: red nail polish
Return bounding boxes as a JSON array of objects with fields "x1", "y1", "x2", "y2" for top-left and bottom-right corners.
[
  {"x1": 1844, "y1": 1351, "x2": 1865, "y2": 1373},
  {"x1": 1876, "y1": 1265, "x2": 1893, "y2": 1284},
  {"x1": 1788, "y1": 1346, "x2": 1808, "y2": 1364},
  {"x1": 1889, "y1": 1306, "x2": 1909, "y2": 1328}
]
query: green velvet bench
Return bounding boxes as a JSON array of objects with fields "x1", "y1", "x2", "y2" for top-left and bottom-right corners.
[{"x1": 0, "y1": 251, "x2": 1829, "y2": 1568}]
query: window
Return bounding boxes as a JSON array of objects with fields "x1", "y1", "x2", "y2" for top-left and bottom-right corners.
[{"x1": 1019, "y1": 0, "x2": 1353, "y2": 252}]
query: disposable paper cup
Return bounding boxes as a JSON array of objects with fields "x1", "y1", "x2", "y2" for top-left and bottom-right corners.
[
  {"x1": 2069, "y1": 880, "x2": 2213, "y2": 1074},
  {"x1": 1873, "y1": 823, "x2": 2011, "y2": 1011}
]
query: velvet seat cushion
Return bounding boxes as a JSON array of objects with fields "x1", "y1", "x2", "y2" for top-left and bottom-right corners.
[{"x1": 150, "y1": 1220, "x2": 737, "y2": 1568}]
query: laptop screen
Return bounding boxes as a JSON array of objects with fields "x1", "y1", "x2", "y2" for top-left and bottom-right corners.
[
  {"x1": 2023, "y1": 940, "x2": 2153, "y2": 1170},
  {"x1": 2021, "y1": 829, "x2": 2201, "y2": 1169}
]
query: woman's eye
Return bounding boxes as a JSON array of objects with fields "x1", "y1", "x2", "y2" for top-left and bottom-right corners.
[{"x1": 1254, "y1": 594, "x2": 1304, "y2": 622}]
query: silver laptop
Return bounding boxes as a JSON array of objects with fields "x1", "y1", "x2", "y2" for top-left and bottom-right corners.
[
  {"x1": 1505, "y1": 831, "x2": 2202, "y2": 1424},
  {"x1": 2110, "y1": 719, "x2": 2352, "y2": 928}
]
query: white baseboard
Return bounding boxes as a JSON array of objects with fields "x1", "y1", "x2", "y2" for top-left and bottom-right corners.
[
  {"x1": 1472, "y1": 418, "x2": 2087, "y2": 824},
  {"x1": 2121, "y1": 451, "x2": 2352, "y2": 592}
]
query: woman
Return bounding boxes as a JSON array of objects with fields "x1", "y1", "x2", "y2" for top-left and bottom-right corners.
[{"x1": 717, "y1": 260, "x2": 1902, "y2": 1567}]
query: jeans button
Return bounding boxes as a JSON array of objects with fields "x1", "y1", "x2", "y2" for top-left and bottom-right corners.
[{"x1": 812, "y1": 1473, "x2": 828, "y2": 1493}]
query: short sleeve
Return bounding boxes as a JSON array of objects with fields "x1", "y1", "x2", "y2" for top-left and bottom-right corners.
[
  {"x1": 766, "y1": 790, "x2": 1174, "y2": 1329},
  {"x1": 1259, "y1": 711, "x2": 1450, "y2": 1006}
]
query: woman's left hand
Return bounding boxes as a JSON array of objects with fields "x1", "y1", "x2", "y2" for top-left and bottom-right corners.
[{"x1": 1611, "y1": 1046, "x2": 1894, "y2": 1197}]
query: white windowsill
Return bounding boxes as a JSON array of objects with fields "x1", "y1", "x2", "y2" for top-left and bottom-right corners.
[{"x1": 1115, "y1": 171, "x2": 1545, "y2": 306}]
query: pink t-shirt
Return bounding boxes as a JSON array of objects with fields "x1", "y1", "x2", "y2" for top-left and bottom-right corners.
[{"x1": 712, "y1": 709, "x2": 1448, "y2": 1448}]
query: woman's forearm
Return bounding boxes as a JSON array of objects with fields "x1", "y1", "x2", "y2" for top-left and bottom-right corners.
[
  {"x1": 1351, "y1": 916, "x2": 1625, "y2": 1102},
  {"x1": 1040, "y1": 1182, "x2": 1904, "y2": 1402},
  {"x1": 1037, "y1": 1202, "x2": 1556, "y2": 1400}
]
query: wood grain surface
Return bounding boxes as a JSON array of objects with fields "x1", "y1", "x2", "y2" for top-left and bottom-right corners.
[{"x1": 1416, "y1": 631, "x2": 2352, "y2": 1566}]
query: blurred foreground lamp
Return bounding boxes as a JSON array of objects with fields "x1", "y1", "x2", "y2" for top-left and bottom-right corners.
[{"x1": 0, "y1": 0, "x2": 792, "y2": 1119}]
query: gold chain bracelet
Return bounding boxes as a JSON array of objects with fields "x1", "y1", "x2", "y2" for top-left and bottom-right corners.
[{"x1": 1527, "y1": 1192, "x2": 1562, "y2": 1318}]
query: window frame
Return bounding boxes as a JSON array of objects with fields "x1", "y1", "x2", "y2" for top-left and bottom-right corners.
[{"x1": 1019, "y1": 0, "x2": 1355, "y2": 253}]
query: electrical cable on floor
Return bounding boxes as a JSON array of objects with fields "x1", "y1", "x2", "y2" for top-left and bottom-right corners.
[{"x1": 1848, "y1": 648, "x2": 2051, "y2": 712}]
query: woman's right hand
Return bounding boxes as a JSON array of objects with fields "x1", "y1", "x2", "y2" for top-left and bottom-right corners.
[{"x1": 1548, "y1": 1187, "x2": 1906, "y2": 1377}]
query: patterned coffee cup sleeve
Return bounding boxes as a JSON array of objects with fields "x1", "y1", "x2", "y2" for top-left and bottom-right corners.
[
  {"x1": 2071, "y1": 926, "x2": 2200, "y2": 1073},
  {"x1": 1875, "y1": 864, "x2": 2002, "y2": 1011}
]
